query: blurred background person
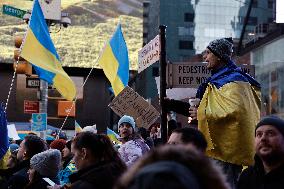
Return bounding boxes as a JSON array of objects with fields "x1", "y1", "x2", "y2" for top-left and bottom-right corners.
[
  {"x1": 52, "y1": 132, "x2": 126, "y2": 189},
  {"x1": 7, "y1": 135, "x2": 48, "y2": 189},
  {"x1": 115, "y1": 145, "x2": 230, "y2": 189},
  {"x1": 168, "y1": 127, "x2": 207, "y2": 153},
  {"x1": 58, "y1": 140, "x2": 76, "y2": 185},
  {"x1": 26, "y1": 149, "x2": 61, "y2": 189}
]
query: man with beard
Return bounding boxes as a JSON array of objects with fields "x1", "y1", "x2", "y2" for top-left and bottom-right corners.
[{"x1": 238, "y1": 116, "x2": 284, "y2": 189}]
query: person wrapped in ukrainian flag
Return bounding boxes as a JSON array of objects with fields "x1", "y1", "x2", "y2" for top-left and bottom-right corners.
[{"x1": 188, "y1": 38, "x2": 261, "y2": 185}]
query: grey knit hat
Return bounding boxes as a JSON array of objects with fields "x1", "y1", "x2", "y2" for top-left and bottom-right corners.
[
  {"x1": 118, "y1": 115, "x2": 135, "y2": 129},
  {"x1": 30, "y1": 149, "x2": 61, "y2": 177},
  {"x1": 255, "y1": 116, "x2": 284, "y2": 137},
  {"x1": 207, "y1": 38, "x2": 233, "y2": 62}
]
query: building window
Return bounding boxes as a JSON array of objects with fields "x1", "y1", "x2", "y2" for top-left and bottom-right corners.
[
  {"x1": 143, "y1": 32, "x2": 148, "y2": 38},
  {"x1": 252, "y1": 0, "x2": 258, "y2": 8},
  {"x1": 178, "y1": 27, "x2": 194, "y2": 36},
  {"x1": 268, "y1": 0, "x2": 274, "y2": 9},
  {"x1": 248, "y1": 17, "x2": 258, "y2": 25},
  {"x1": 143, "y1": 2, "x2": 150, "y2": 8},
  {"x1": 179, "y1": 40, "x2": 193, "y2": 49},
  {"x1": 240, "y1": 16, "x2": 258, "y2": 25},
  {"x1": 184, "y1": 13, "x2": 194, "y2": 22},
  {"x1": 268, "y1": 17, "x2": 274, "y2": 23},
  {"x1": 152, "y1": 67, "x2": 159, "y2": 77}
]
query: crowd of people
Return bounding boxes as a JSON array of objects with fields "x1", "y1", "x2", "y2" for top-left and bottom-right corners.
[{"x1": 1, "y1": 37, "x2": 284, "y2": 189}]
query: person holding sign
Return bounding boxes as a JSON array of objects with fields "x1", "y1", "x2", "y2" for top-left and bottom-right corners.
[{"x1": 188, "y1": 38, "x2": 261, "y2": 189}]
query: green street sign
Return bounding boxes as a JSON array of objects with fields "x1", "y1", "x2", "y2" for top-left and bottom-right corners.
[{"x1": 2, "y1": 5, "x2": 27, "y2": 19}]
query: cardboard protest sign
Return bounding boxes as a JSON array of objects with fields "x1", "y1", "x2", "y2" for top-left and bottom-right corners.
[{"x1": 109, "y1": 86, "x2": 160, "y2": 128}]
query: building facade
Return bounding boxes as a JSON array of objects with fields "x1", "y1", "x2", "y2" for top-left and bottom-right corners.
[{"x1": 139, "y1": 0, "x2": 274, "y2": 99}]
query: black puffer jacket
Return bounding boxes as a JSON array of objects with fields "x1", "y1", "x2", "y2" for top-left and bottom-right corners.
[{"x1": 68, "y1": 161, "x2": 125, "y2": 189}]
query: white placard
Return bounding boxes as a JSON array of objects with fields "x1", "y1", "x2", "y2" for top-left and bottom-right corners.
[
  {"x1": 138, "y1": 35, "x2": 160, "y2": 73},
  {"x1": 7, "y1": 124, "x2": 21, "y2": 140}
]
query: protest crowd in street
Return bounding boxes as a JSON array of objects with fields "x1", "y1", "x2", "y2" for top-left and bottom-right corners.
[{"x1": 1, "y1": 37, "x2": 284, "y2": 189}]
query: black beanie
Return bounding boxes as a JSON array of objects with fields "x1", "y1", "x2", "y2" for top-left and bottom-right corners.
[
  {"x1": 207, "y1": 38, "x2": 233, "y2": 62},
  {"x1": 255, "y1": 116, "x2": 284, "y2": 137}
]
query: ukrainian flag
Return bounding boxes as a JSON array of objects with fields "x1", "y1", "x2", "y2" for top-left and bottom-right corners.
[
  {"x1": 0, "y1": 105, "x2": 10, "y2": 169},
  {"x1": 99, "y1": 24, "x2": 129, "y2": 96},
  {"x1": 75, "y1": 120, "x2": 82, "y2": 134},
  {"x1": 20, "y1": 0, "x2": 76, "y2": 101},
  {"x1": 107, "y1": 128, "x2": 121, "y2": 144}
]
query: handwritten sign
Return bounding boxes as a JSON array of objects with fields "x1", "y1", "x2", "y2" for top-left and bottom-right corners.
[
  {"x1": 109, "y1": 86, "x2": 160, "y2": 128},
  {"x1": 138, "y1": 35, "x2": 160, "y2": 73},
  {"x1": 167, "y1": 62, "x2": 255, "y2": 88}
]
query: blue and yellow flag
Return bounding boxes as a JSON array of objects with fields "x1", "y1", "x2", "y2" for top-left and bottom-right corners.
[
  {"x1": 0, "y1": 105, "x2": 9, "y2": 169},
  {"x1": 107, "y1": 127, "x2": 121, "y2": 144},
  {"x1": 98, "y1": 24, "x2": 129, "y2": 96},
  {"x1": 20, "y1": 0, "x2": 76, "y2": 101},
  {"x1": 75, "y1": 120, "x2": 83, "y2": 134},
  {"x1": 197, "y1": 60, "x2": 261, "y2": 166}
]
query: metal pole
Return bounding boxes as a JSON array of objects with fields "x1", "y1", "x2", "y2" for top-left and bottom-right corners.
[
  {"x1": 159, "y1": 25, "x2": 167, "y2": 144},
  {"x1": 39, "y1": 80, "x2": 48, "y2": 113},
  {"x1": 237, "y1": 0, "x2": 253, "y2": 55}
]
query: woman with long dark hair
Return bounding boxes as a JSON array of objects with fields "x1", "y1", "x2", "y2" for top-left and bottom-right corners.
[{"x1": 59, "y1": 132, "x2": 126, "y2": 189}]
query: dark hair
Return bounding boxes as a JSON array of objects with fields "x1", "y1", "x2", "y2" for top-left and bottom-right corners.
[
  {"x1": 24, "y1": 170, "x2": 43, "y2": 189},
  {"x1": 137, "y1": 127, "x2": 149, "y2": 140},
  {"x1": 115, "y1": 145, "x2": 229, "y2": 189},
  {"x1": 172, "y1": 127, "x2": 207, "y2": 152},
  {"x1": 23, "y1": 135, "x2": 48, "y2": 159},
  {"x1": 72, "y1": 132, "x2": 126, "y2": 169},
  {"x1": 65, "y1": 140, "x2": 72, "y2": 151}
]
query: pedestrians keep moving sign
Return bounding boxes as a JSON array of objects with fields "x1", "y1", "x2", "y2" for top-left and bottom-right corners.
[
  {"x1": 167, "y1": 62, "x2": 255, "y2": 88},
  {"x1": 32, "y1": 113, "x2": 47, "y2": 132}
]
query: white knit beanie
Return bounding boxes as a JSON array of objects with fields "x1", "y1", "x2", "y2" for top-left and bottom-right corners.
[{"x1": 30, "y1": 149, "x2": 61, "y2": 177}]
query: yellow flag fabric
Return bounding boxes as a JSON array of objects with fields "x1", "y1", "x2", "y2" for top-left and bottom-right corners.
[{"x1": 198, "y1": 81, "x2": 261, "y2": 166}]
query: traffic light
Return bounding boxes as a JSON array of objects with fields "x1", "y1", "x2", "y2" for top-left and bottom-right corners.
[{"x1": 14, "y1": 35, "x2": 32, "y2": 76}]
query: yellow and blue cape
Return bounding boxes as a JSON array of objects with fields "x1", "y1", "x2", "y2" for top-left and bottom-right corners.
[
  {"x1": 197, "y1": 60, "x2": 261, "y2": 166},
  {"x1": 20, "y1": 0, "x2": 76, "y2": 101}
]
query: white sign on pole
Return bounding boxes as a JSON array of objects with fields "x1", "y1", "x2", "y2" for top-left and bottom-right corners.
[
  {"x1": 138, "y1": 35, "x2": 160, "y2": 73},
  {"x1": 109, "y1": 86, "x2": 160, "y2": 128},
  {"x1": 276, "y1": 0, "x2": 284, "y2": 23}
]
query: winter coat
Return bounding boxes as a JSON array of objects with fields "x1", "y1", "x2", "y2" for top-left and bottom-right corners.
[
  {"x1": 7, "y1": 160, "x2": 30, "y2": 189},
  {"x1": 118, "y1": 139, "x2": 150, "y2": 166},
  {"x1": 59, "y1": 159, "x2": 76, "y2": 185},
  {"x1": 67, "y1": 162, "x2": 125, "y2": 189},
  {"x1": 25, "y1": 176, "x2": 59, "y2": 189},
  {"x1": 238, "y1": 156, "x2": 284, "y2": 189}
]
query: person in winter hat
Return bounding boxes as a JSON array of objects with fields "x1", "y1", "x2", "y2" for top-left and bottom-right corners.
[
  {"x1": 26, "y1": 149, "x2": 61, "y2": 189},
  {"x1": 118, "y1": 115, "x2": 150, "y2": 166},
  {"x1": 50, "y1": 139, "x2": 66, "y2": 152},
  {"x1": 238, "y1": 116, "x2": 284, "y2": 189},
  {"x1": 185, "y1": 37, "x2": 261, "y2": 189}
]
